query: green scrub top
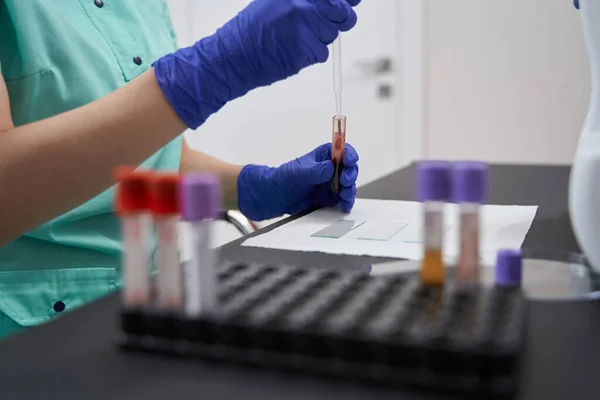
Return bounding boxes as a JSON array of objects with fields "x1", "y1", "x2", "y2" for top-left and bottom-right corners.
[{"x1": 0, "y1": 0, "x2": 183, "y2": 339}]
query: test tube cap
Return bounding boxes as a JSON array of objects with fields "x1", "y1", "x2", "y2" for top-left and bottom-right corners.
[
  {"x1": 452, "y1": 161, "x2": 489, "y2": 203},
  {"x1": 180, "y1": 173, "x2": 221, "y2": 221},
  {"x1": 114, "y1": 167, "x2": 153, "y2": 214},
  {"x1": 416, "y1": 160, "x2": 451, "y2": 202},
  {"x1": 150, "y1": 173, "x2": 180, "y2": 215},
  {"x1": 495, "y1": 249, "x2": 523, "y2": 286}
]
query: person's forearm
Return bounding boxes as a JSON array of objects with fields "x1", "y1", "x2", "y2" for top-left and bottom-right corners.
[
  {"x1": 179, "y1": 141, "x2": 243, "y2": 211},
  {"x1": 0, "y1": 69, "x2": 187, "y2": 245}
]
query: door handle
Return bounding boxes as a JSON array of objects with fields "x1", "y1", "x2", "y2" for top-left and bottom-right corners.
[{"x1": 354, "y1": 57, "x2": 394, "y2": 75}]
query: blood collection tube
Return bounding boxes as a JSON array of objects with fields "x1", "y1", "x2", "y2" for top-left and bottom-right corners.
[
  {"x1": 495, "y1": 249, "x2": 523, "y2": 287},
  {"x1": 453, "y1": 161, "x2": 488, "y2": 288},
  {"x1": 417, "y1": 161, "x2": 451, "y2": 287},
  {"x1": 150, "y1": 173, "x2": 183, "y2": 312},
  {"x1": 180, "y1": 173, "x2": 221, "y2": 317},
  {"x1": 331, "y1": 115, "x2": 346, "y2": 194},
  {"x1": 115, "y1": 167, "x2": 153, "y2": 309}
]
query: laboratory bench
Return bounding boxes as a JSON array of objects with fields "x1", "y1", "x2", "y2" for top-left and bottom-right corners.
[{"x1": 0, "y1": 163, "x2": 599, "y2": 400}]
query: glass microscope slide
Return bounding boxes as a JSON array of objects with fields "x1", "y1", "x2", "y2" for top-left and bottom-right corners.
[
  {"x1": 403, "y1": 224, "x2": 452, "y2": 243},
  {"x1": 312, "y1": 219, "x2": 366, "y2": 238},
  {"x1": 356, "y1": 221, "x2": 409, "y2": 241}
]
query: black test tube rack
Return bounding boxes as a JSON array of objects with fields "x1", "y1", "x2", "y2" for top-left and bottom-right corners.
[{"x1": 117, "y1": 261, "x2": 527, "y2": 398}]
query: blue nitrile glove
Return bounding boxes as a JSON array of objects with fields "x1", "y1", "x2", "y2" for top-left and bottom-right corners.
[
  {"x1": 237, "y1": 143, "x2": 360, "y2": 221},
  {"x1": 574, "y1": 0, "x2": 579, "y2": 9},
  {"x1": 153, "y1": 0, "x2": 361, "y2": 130}
]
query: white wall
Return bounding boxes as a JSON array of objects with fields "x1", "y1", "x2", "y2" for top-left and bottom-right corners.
[{"x1": 423, "y1": 0, "x2": 591, "y2": 164}]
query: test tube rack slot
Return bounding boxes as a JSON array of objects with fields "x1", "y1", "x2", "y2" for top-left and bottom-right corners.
[{"x1": 117, "y1": 261, "x2": 527, "y2": 398}]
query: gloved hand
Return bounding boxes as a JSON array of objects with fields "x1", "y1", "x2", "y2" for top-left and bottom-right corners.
[
  {"x1": 237, "y1": 143, "x2": 359, "y2": 221},
  {"x1": 154, "y1": 0, "x2": 361, "y2": 129},
  {"x1": 574, "y1": 0, "x2": 579, "y2": 9}
]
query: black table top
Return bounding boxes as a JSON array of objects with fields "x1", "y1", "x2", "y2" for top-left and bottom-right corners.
[{"x1": 1, "y1": 163, "x2": 598, "y2": 400}]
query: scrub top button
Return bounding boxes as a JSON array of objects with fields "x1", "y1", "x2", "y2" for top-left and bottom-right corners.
[
  {"x1": 94, "y1": 0, "x2": 104, "y2": 8},
  {"x1": 53, "y1": 301, "x2": 66, "y2": 312},
  {"x1": 133, "y1": 56, "x2": 142, "y2": 65}
]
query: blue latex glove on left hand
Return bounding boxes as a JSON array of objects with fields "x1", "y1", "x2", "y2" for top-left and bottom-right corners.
[{"x1": 237, "y1": 143, "x2": 359, "y2": 221}]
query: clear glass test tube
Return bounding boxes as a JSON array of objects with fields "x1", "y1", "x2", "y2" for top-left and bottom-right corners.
[
  {"x1": 417, "y1": 161, "x2": 451, "y2": 287},
  {"x1": 331, "y1": 115, "x2": 347, "y2": 194},
  {"x1": 180, "y1": 173, "x2": 221, "y2": 317},
  {"x1": 453, "y1": 162, "x2": 488, "y2": 288},
  {"x1": 151, "y1": 174, "x2": 183, "y2": 313},
  {"x1": 122, "y1": 215, "x2": 149, "y2": 306},
  {"x1": 190, "y1": 220, "x2": 217, "y2": 313},
  {"x1": 115, "y1": 168, "x2": 153, "y2": 309},
  {"x1": 421, "y1": 201, "x2": 445, "y2": 287}
]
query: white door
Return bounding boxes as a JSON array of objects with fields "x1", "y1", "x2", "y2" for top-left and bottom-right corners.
[{"x1": 167, "y1": 0, "x2": 405, "y2": 186}]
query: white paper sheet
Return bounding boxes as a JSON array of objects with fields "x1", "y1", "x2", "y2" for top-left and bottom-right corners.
[{"x1": 241, "y1": 199, "x2": 539, "y2": 266}]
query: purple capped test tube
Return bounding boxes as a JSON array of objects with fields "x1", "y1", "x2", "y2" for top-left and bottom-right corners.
[
  {"x1": 495, "y1": 249, "x2": 523, "y2": 287},
  {"x1": 453, "y1": 161, "x2": 488, "y2": 288},
  {"x1": 416, "y1": 161, "x2": 451, "y2": 287},
  {"x1": 180, "y1": 173, "x2": 222, "y2": 317}
]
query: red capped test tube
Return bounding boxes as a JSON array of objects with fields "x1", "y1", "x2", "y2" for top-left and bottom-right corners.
[
  {"x1": 115, "y1": 167, "x2": 153, "y2": 309},
  {"x1": 150, "y1": 173, "x2": 182, "y2": 312},
  {"x1": 331, "y1": 115, "x2": 347, "y2": 194}
]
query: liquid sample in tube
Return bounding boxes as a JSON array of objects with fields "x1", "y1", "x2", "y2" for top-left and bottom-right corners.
[
  {"x1": 421, "y1": 202, "x2": 445, "y2": 287},
  {"x1": 453, "y1": 161, "x2": 488, "y2": 288},
  {"x1": 331, "y1": 115, "x2": 347, "y2": 194},
  {"x1": 150, "y1": 173, "x2": 183, "y2": 312},
  {"x1": 416, "y1": 161, "x2": 451, "y2": 287},
  {"x1": 115, "y1": 167, "x2": 153, "y2": 309},
  {"x1": 457, "y1": 207, "x2": 480, "y2": 286}
]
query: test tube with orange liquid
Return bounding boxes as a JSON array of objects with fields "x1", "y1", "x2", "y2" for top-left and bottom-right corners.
[
  {"x1": 331, "y1": 115, "x2": 346, "y2": 194},
  {"x1": 416, "y1": 161, "x2": 451, "y2": 287}
]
